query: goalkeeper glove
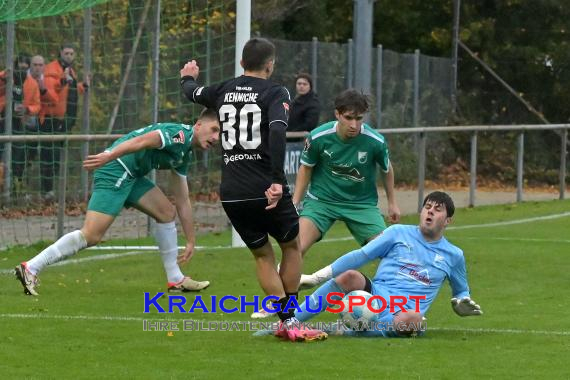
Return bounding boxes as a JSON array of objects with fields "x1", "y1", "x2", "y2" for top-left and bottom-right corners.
[{"x1": 451, "y1": 296, "x2": 483, "y2": 316}]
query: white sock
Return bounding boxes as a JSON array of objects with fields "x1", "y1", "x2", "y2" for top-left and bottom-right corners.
[
  {"x1": 153, "y1": 221, "x2": 184, "y2": 283},
  {"x1": 27, "y1": 230, "x2": 87, "y2": 275},
  {"x1": 312, "y1": 265, "x2": 333, "y2": 284}
]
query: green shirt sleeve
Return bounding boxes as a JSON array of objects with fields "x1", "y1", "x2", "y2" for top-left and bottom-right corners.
[
  {"x1": 375, "y1": 137, "x2": 390, "y2": 173},
  {"x1": 159, "y1": 124, "x2": 189, "y2": 149},
  {"x1": 299, "y1": 133, "x2": 319, "y2": 167},
  {"x1": 159, "y1": 123, "x2": 193, "y2": 176}
]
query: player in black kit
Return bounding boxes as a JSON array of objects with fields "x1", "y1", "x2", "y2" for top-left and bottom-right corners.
[{"x1": 180, "y1": 38, "x2": 327, "y2": 342}]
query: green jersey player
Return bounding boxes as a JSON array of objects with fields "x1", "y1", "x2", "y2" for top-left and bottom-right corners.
[
  {"x1": 251, "y1": 90, "x2": 400, "y2": 319},
  {"x1": 15, "y1": 108, "x2": 220, "y2": 296},
  {"x1": 292, "y1": 90, "x2": 400, "y2": 290},
  {"x1": 293, "y1": 89, "x2": 400, "y2": 251}
]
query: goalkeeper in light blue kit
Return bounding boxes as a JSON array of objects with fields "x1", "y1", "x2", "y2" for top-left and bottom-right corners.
[{"x1": 295, "y1": 191, "x2": 483, "y2": 337}]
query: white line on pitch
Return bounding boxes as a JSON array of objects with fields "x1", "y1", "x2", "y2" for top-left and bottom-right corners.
[
  {"x1": 446, "y1": 211, "x2": 570, "y2": 230},
  {"x1": 0, "y1": 251, "x2": 150, "y2": 274},
  {"x1": 86, "y1": 238, "x2": 355, "y2": 251},
  {"x1": 428, "y1": 326, "x2": 570, "y2": 336},
  {"x1": 0, "y1": 313, "x2": 568, "y2": 337},
  {"x1": 85, "y1": 211, "x2": 570, "y2": 250},
  {"x1": 459, "y1": 237, "x2": 570, "y2": 244},
  {"x1": 0, "y1": 239, "x2": 354, "y2": 275},
  {"x1": 2, "y1": 211, "x2": 569, "y2": 275}
]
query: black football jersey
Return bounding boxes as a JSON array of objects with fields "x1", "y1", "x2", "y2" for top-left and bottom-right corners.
[{"x1": 185, "y1": 76, "x2": 291, "y2": 201}]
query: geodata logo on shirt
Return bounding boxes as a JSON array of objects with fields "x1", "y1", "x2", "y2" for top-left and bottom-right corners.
[{"x1": 223, "y1": 153, "x2": 262, "y2": 165}]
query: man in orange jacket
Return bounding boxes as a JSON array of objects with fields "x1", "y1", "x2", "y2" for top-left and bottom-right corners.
[
  {"x1": 0, "y1": 54, "x2": 41, "y2": 193},
  {"x1": 40, "y1": 43, "x2": 89, "y2": 200}
]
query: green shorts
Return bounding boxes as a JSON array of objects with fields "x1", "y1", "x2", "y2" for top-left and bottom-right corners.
[
  {"x1": 87, "y1": 161, "x2": 155, "y2": 216},
  {"x1": 300, "y1": 198, "x2": 387, "y2": 246}
]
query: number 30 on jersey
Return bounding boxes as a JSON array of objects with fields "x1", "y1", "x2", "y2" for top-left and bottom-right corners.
[{"x1": 219, "y1": 104, "x2": 261, "y2": 150}]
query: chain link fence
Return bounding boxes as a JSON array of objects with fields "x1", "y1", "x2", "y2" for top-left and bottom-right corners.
[{"x1": 1, "y1": 9, "x2": 567, "y2": 247}]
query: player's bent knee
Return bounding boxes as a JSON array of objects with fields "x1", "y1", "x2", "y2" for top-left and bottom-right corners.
[
  {"x1": 335, "y1": 270, "x2": 364, "y2": 291},
  {"x1": 154, "y1": 205, "x2": 176, "y2": 224}
]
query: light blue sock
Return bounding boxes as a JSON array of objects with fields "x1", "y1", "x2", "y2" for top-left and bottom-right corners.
[{"x1": 296, "y1": 279, "x2": 345, "y2": 322}]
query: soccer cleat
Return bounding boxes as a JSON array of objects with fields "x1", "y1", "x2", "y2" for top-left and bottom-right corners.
[
  {"x1": 250, "y1": 308, "x2": 278, "y2": 319},
  {"x1": 275, "y1": 319, "x2": 328, "y2": 342},
  {"x1": 167, "y1": 276, "x2": 210, "y2": 292},
  {"x1": 15, "y1": 262, "x2": 39, "y2": 296}
]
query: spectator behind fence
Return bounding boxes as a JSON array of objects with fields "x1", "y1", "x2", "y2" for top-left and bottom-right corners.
[
  {"x1": 40, "y1": 43, "x2": 89, "y2": 201},
  {"x1": 287, "y1": 73, "x2": 320, "y2": 133},
  {"x1": 24, "y1": 56, "x2": 54, "y2": 166},
  {"x1": 29, "y1": 55, "x2": 56, "y2": 118},
  {"x1": 0, "y1": 54, "x2": 41, "y2": 195}
]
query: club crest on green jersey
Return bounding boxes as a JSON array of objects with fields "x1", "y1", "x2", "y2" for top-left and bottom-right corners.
[
  {"x1": 172, "y1": 130, "x2": 185, "y2": 144},
  {"x1": 358, "y1": 151, "x2": 368, "y2": 163}
]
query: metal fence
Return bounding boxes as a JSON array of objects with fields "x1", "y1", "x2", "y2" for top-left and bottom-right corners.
[
  {"x1": 2, "y1": 10, "x2": 568, "y2": 248},
  {"x1": 0, "y1": 124, "x2": 567, "y2": 248},
  {"x1": 1, "y1": 0, "x2": 235, "y2": 205},
  {"x1": 271, "y1": 38, "x2": 453, "y2": 129}
]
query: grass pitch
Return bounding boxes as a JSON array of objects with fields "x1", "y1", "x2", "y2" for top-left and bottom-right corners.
[{"x1": 1, "y1": 200, "x2": 569, "y2": 379}]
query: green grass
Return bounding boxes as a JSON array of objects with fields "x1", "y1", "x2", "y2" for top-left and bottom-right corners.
[{"x1": 1, "y1": 200, "x2": 570, "y2": 379}]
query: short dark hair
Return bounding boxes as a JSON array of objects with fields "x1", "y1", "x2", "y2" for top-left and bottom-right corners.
[
  {"x1": 423, "y1": 191, "x2": 455, "y2": 217},
  {"x1": 60, "y1": 42, "x2": 75, "y2": 52},
  {"x1": 15, "y1": 53, "x2": 31, "y2": 67},
  {"x1": 334, "y1": 89, "x2": 370, "y2": 115},
  {"x1": 198, "y1": 108, "x2": 218, "y2": 122},
  {"x1": 295, "y1": 72, "x2": 313, "y2": 90},
  {"x1": 241, "y1": 38, "x2": 275, "y2": 71}
]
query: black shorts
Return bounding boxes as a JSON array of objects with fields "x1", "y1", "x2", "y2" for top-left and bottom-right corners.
[{"x1": 222, "y1": 195, "x2": 299, "y2": 249}]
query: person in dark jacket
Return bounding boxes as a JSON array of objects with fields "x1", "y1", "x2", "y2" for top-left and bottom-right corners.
[
  {"x1": 0, "y1": 54, "x2": 41, "y2": 194},
  {"x1": 287, "y1": 73, "x2": 320, "y2": 133}
]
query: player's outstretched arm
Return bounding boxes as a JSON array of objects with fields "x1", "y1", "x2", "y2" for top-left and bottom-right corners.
[
  {"x1": 451, "y1": 297, "x2": 483, "y2": 316},
  {"x1": 83, "y1": 131, "x2": 162, "y2": 171}
]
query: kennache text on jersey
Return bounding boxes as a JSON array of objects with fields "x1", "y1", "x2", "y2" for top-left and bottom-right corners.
[{"x1": 223, "y1": 92, "x2": 259, "y2": 103}]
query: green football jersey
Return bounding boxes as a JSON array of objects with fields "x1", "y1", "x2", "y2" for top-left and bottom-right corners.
[
  {"x1": 106, "y1": 123, "x2": 194, "y2": 177},
  {"x1": 300, "y1": 121, "x2": 390, "y2": 205}
]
